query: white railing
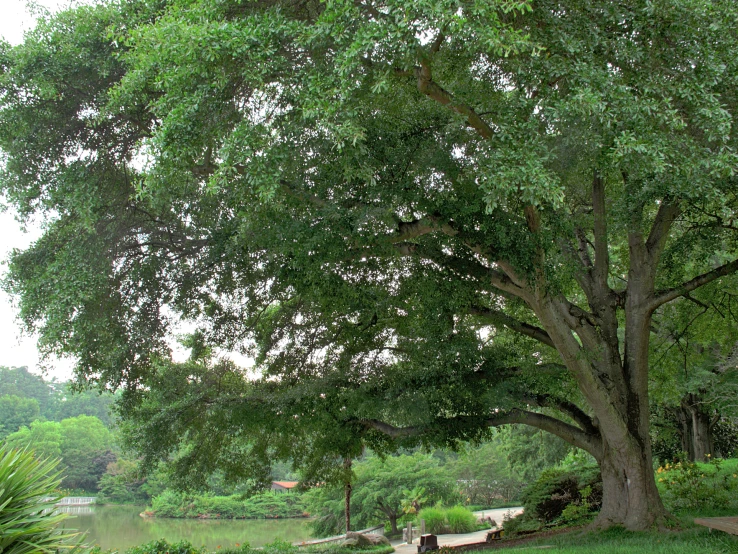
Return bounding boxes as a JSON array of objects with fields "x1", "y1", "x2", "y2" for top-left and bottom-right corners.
[
  {"x1": 56, "y1": 496, "x2": 97, "y2": 506},
  {"x1": 55, "y1": 505, "x2": 94, "y2": 515}
]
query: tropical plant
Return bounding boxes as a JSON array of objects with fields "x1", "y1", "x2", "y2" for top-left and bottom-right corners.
[
  {"x1": 0, "y1": 443, "x2": 84, "y2": 554},
  {"x1": 400, "y1": 487, "x2": 428, "y2": 516}
]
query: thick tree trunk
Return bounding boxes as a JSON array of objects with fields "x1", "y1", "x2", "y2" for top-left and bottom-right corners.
[
  {"x1": 533, "y1": 272, "x2": 672, "y2": 530},
  {"x1": 594, "y1": 437, "x2": 668, "y2": 529},
  {"x1": 676, "y1": 405, "x2": 696, "y2": 461},
  {"x1": 679, "y1": 395, "x2": 714, "y2": 461},
  {"x1": 389, "y1": 516, "x2": 398, "y2": 535}
]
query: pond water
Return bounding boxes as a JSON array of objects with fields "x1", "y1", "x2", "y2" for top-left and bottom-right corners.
[{"x1": 59, "y1": 504, "x2": 314, "y2": 551}]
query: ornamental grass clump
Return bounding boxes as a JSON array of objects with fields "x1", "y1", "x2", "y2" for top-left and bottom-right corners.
[
  {"x1": 417, "y1": 506, "x2": 446, "y2": 534},
  {"x1": 417, "y1": 505, "x2": 478, "y2": 534},
  {"x1": 0, "y1": 443, "x2": 85, "y2": 554},
  {"x1": 445, "y1": 506, "x2": 477, "y2": 533}
]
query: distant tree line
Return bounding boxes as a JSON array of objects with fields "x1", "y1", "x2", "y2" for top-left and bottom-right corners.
[
  {"x1": 0, "y1": 366, "x2": 115, "y2": 434},
  {"x1": 0, "y1": 366, "x2": 130, "y2": 494}
]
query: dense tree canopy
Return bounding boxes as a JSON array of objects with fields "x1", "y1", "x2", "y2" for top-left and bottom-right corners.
[
  {"x1": 2, "y1": 0, "x2": 738, "y2": 530},
  {"x1": 0, "y1": 395, "x2": 40, "y2": 439},
  {"x1": 649, "y1": 288, "x2": 738, "y2": 461},
  {"x1": 5, "y1": 415, "x2": 115, "y2": 491},
  {"x1": 0, "y1": 367, "x2": 58, "y2": 419}
]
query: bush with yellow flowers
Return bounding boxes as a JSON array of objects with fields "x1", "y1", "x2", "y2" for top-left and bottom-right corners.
[{"x1": 656, "y1": 455, "x2": 738, "y2": 513}]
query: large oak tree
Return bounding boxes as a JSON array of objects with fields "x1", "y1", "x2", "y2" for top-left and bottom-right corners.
[{"x1": 2, "y1": 0, "x2": 738, "y2": 530}]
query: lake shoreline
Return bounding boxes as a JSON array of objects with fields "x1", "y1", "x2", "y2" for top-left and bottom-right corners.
[
  {"x1": 60, "y1": 504, "x2": 314, "y2": 551},
  {"x1": 139, "y1": 510, "x2": 312, "y2": 520}
]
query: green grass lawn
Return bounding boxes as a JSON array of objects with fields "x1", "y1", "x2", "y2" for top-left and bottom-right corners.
[{"x1": 489, "y1": 520, "x2": 738, "y2": 554}]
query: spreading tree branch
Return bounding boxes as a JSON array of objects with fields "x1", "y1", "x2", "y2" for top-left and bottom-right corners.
[
  {"x1": 529, "y1": 394, "x2": 598, "y2": 435},
  {"x1": 592, "y1": 172, "x2": 610, "y2": 289},
  {"x1": 646, "y1": 201, "x2": 681, "y2": 262},
  {"x1": 649, "y1": 258, "x2": 738, "y2": 311},
  {"x1": 363, "y1": 410, "x2": 602, "y2": 457},
  {"x1": 468, "y1": 305, "x2": 555, "y2": 348},
  {"x1": 410, "y1": 62, "x2": 495, "y2": 140}
]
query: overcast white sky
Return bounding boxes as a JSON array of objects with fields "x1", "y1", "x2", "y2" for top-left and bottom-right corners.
[{"x1": 0, "y1": 0, "x2": 87, "y2": 380}]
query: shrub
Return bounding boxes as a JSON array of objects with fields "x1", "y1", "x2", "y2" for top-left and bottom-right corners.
[
  {"x1": 416, "y1": 505, "x2": 478, "y2": 534},
  {"x1": 150, "y1": 491, "x2": 306, "y2": 519},
  {"x1": 503, "y1": 465, "x2": 602, "y2": 536},
  {"x1": 218, "y1": 542, "x2": 253, "y2": 554},
  {"x1": 218, "y1": 544, "x2": 253, "y2": 554},
  {"x1": 497, "y1": 513, "x2": 542, "y2": 536},
  {"x1": 521, "y1": 466, "x2": 601, "y2": 523},
  {"x1": 657, "y1": 456, "x2": 738, "y2": 513},
  {"x1": 445, "y1": 506, "x2": 477, "y2": 533},
  {"x1": 418, "y1": 506, "x2": 446, "y2": 534},
  {"x1": 0, "y1": 443, "x2": 86, "y2": 554},
  {"x1": 125, "y1": 539, "x2": 209, "y2": 554}
]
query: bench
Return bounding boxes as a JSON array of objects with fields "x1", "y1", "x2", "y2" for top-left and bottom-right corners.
[{"x1": 694, "y1": 517, "x2": 738, "y2": 535}]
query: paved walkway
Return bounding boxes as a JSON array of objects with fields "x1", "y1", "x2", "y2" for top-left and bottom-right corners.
[{"x1": 390, "y1": 507, "x2": 524, "y2": 554}]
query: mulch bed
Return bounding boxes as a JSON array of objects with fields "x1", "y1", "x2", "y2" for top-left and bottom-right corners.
[{"x1": 445, "y1": 526, "x2": 586, "y2": 551}]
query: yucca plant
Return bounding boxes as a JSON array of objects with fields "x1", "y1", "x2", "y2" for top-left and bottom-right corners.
[{"x1": 0, "y1": 442, "x2": 85, "y2": 554}]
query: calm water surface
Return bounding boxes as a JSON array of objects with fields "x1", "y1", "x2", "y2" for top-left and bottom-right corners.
[{"x1": 60, "y1": 505, "x2": 313, "y2": 551}]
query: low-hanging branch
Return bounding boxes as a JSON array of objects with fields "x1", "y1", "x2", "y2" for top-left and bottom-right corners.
[{"x1": 362, "y1": 408, "x2": 602, "y2": 456}]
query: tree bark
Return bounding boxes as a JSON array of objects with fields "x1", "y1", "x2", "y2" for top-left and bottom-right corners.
[
  {"x1": 520, "y1": 204, "x2": 673, "y2": 530},
  {"x1": 679, "y1": 395, "x2": 714, "y2": 461},
  {"x1": 344, "y1": 457, "x2": 352, "y2": 533},
  {"x1": 677, "y1": 405, "x2": 696, "y2": 461},
  {"x1": 594, "y1": 436, "x2": 668, "y2": 529}
]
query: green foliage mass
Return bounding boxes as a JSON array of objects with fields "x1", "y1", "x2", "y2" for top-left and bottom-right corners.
[
  {"x1": 0, "y1": 395, "x2": 40, "y2": 439},
  {"x1": 0, "y1": 443, "x2": 85, "y2": 554},
  {"x1": 495, "y1": 426, "x2": 572, "y2": 483},
  {"x1": 149, "y1": 490, "x2": 306, "y2": 519},
  {"x1": 0, "y1": 367, "x2": 57, "y2": 419},
  {"x1": 90, "y1": 539, "x2": 394, "y2": 554},
  {"x1": 486, "y1": 526, "x2": 738, "y2": 554},
  {"x1": 5, "y1": 415, "x2": 115, "y2": 491},
  {"x1": 504, "y1": 464, "x2": 601, "y2": 535},
  {"x1": 416, "y1": 507, "x2": 446, "y2": 535},
  {"x1": 3, "y1": 0, "x2": 738, "y2": 530},
  {"x1": 99, "y1": 539, "x2": 210, "y2": 554},
  {"x1": 0, "y1": 367, "x2": 116, "y2": 426},
  {"x1": 445, "y1": 506, "x2": 479, "y2": 534},
  {"x1": 449, "y1": 440, "x2": 524, "y2": 506},
  {"x1": 305, "y1": 452, "x2": 456, "y2": 536},
  {"x1": 656, "y1": 457, "x2": 738, "y2": 514},
  {"x1": 97, "y1": 459, "x2": 166, "y2": 504},
  {"x1": 417, "y1": 505, "x2": 478, "y2": 534}
]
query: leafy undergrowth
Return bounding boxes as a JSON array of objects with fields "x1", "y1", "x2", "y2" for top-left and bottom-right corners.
[
  {"x1": 148, "y1": 491, "x2": 307, "y2": 519},
  {"x1": 656, "y1": 457, "x2": 738, "y2": 516},
  {"x1": 488, "y1": 524, "x2": 738, "y2": 554}
]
